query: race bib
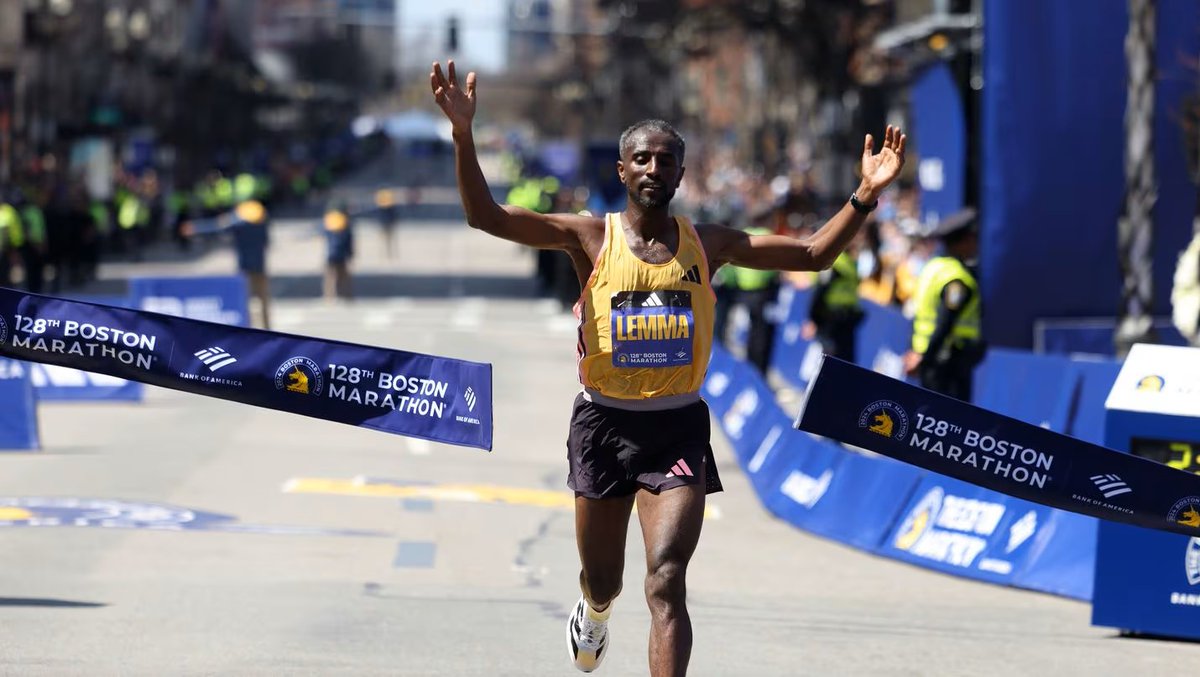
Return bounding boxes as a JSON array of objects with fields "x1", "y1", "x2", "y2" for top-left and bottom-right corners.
[{"x1": 610, "y1": 290, "x2": 693, "y2": 368}]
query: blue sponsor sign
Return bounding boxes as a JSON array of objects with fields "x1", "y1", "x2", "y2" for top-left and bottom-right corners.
[
  {"x1": 702, "y1": 344, "x2": 742, "y2": 418},
  {"x1": 761, "y1": 435, "x2": 845, "y2": 528},
  {"x1": 795, "y1": 356, "x2": 1200, "y2": 538},
  {"x1": 911, "y1": 62, "x2": 966, "y2": 228},
  {"x1": 1010, "y1": 509, "x2": 1096, "y2": 601},
  {"x1": 30, "y1": 362, "x2": 143, "y2": 401},
  {"x1": 971, "y1": 348, "x2": 1076, "y2": 431},
  {"x1": 0, "y1": 288, "x2": 493, "y2": 450},
  {"x1": 0, "y1": 356, "x2": 39, "y2": 450},
  {"x1": 753, "y1": 433, "x2": 922, "y2": 552},
  {"x1": 130, "y1": 275, "x2": 250, "y2": 327},
  {"x1": 1093, "y1": 524, "x2": 1200, "y2": 634},
  {"x1": 880, "y1": 475, "x2": 1050, "y2": 585},
  {"x1": 740, "y1": 409, "x2": 795, "y2": 494},
  {"x1": 716, "y1": 366, "x2": 780, "y2": 463}
]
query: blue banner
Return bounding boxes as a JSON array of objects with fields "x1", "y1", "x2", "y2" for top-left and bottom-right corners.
[
  {"x1": 0, "y1": 289, "x2": 492, "y2": 450},
  {"x1": 795, "y1": 356, "x2": 1200, "y2": 538},
  {"x1": 30, "y1": 363, "x2": 143, "y2": 401},
  {"x1": 0, "y1": 357, "x2": 39, "y2": 450},
  {"x1": 702, "y1": 344, "x2": 743, "y2": 418},
  {"x1": 881, "y1": 475, "x2": 1055, "y2": 585},
  {"x1": 130, "y1": 275, "x2": 250, "y2": 327},
  {"x1": 31, "y1": 294, "x2": 143, "y2": 401},
  {"x1": 971, "y1": 348, "x2": 1076, "y2": 431},
  {"x1": 1011, "y1": 509, "x2": 1096, "y2": 601},
  {"x1": 1093, "y1": 523, "x2": 1200, "y2": 636},
  {"x1": 911, "y1": 62, "x2": 966, "y2": 228}
]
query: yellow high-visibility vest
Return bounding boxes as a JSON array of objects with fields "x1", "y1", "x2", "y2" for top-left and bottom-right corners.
[
  {"x1": 0, "y1": 203, "x2": 23, "y2": 248},
  {"x1": 729, "y1": 227, "x2": 779, "y2": 291},
  {"x1": 911, "y1": 256, "x2": 980, "y2": 353}
]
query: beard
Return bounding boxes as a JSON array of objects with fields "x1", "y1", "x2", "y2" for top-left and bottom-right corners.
[{"x1": 629, "y1": 184, "x2": 674, "y2": 210}]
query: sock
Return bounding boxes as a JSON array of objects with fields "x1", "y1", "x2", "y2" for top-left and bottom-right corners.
[{"x1": 586, "y1": 600, "x2": 612, "y2": 622}]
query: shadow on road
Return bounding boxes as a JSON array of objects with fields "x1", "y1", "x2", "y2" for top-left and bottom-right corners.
[{"x1": 0, "y1": 597, "x2": 107, "y2": 608}]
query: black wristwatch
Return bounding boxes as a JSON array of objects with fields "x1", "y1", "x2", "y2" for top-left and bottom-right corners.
[{"x1": 849, "y1": 192, "x2": 878, "y2": 214}]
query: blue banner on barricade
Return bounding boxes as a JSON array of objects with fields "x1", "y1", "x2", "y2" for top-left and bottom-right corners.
[
  {"x1": 738, "y1": 408, "x2": 795, "y2": 487},
  {"x1": 27, "y1": 294, "x2": 144, "y2": 401},
  {"x1": 1065, "y1": 358, "x2": 1122, "y2": 445},
  {"x1": 770, "y1": 286, "x2": 813, "y2": 388},
  {"x1": 0, "y1": 357, "x2": 39, "y2": 449},
  {"x1": 715, "y1": 365, "x2": 782, "y2": 463},
  {"x1": 0, "y1": 289, "x2": 493, "y2": 450},
  {"x1": 807, "y1": 450, "x2": 924, "y2": 550},
  {"x1": 972, "y1": 348, "x2": 1076, "y2": 431},
  {"x1": 1010, "y1": 509, "x2": 1096, "y2": 601},
  {"x1": 30, "y1": 363, "x2": 143, "y2": 401},
  {"x1": 130, "y1": 275, "x2": 249, "y2": 327},
  {"x1": 760, "y1": 435, "x2": 845, "y2": 527},
  {"x1": 703, "y1": 344, "x2": 743, "y2": 419},
  {"x1": 756, "y1": 434, "x2": 925, "y2": 551},
  {"x1": 880, "y1": 475, "x2": 1065, "y2": 587},
  {"x1": 857, "y1": 302, "x2": 911, "y2": 380},
  {"x1": 795, "y1": 356, "x2": 1200, "y2": 538},
  {"x1": 1092, "y1": 522, "x2": 1196, "y2": 633}
]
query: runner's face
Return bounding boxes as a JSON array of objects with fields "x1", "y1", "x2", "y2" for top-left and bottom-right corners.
[{"x1": 619, "y1": 131, "x2": 684, "y2": 210}]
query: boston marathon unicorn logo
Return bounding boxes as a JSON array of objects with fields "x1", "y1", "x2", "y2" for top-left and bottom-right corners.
[
  {"x1": 869, "y1": 411, "x2": 894, "y2": 437},
  {"x1": 1169, "y1": 497, "x2": 1200, "y2": 530},
  {"x1": 274, "y1": 356, "x2": 324, "y2": 396},
  {"x1": 857, "y1": 399, "x2": 909, "y2": 440},
  {"x1": 1136, "y1": 375, "x2": 1166, "y2": 392},
  {"x1": 286, "y1": 367, "x2": 309, "y2": 393},
  {"x1": 894, "y1": 487, "x2": 943, "y2": 551}
]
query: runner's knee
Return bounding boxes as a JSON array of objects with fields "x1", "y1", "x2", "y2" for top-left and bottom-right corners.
[
  {"x1": 580, "y1": 569, "x2": 622, "y2": 606},
  {"x1": 644, "y1": 559, "x2": 687, "y2": 607}
]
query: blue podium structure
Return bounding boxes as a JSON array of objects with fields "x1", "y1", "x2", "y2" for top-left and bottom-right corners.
[{"x1": 1093, "y1": 344, "x2": 1200, "y2": 639}]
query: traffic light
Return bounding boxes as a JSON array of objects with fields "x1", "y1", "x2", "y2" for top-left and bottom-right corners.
[{"x1": 447, "y1": 15, "x2": 459, "y2": 53}]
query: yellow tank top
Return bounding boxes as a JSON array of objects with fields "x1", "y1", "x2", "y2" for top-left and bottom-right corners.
[{"x1": 575, "y1": 213, "x2": 715, "y2": 408}]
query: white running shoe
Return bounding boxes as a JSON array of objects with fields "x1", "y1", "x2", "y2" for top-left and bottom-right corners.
[{"x1": 565, "y1": 596, "x2": 611, "y2": 672}]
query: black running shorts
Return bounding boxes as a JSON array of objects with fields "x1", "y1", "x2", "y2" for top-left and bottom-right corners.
[{"x1": 566, "y1": 392, "x2": 724, "y2": 499}]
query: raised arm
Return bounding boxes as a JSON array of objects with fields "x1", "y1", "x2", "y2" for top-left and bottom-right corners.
[
  {"x1": 708, "y1": 126, "x2": 906, "y2": 272},
  {"x1": 431, "y1": 61, "x2": 592, "y2": 250}
]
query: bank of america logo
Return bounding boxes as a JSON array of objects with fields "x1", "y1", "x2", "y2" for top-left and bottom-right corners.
[
  {"x1": 1091, "y1": 474, "x2": 1132, "y2": 498},
  {"x1": 464, "y1": 387, "x2": 477, "y2": 412},
  {"x1": 194, "y1": 347, "x2": 238, "y2": 372}
]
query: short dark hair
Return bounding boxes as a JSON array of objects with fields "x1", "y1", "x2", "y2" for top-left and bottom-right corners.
[{"x1": 619, "y1": 120, "x2": 685, "y2": 163}]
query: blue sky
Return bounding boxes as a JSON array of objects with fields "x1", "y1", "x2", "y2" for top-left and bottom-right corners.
[{"x1": 398, "y1": 0, "x2": 507, "y2": 73}]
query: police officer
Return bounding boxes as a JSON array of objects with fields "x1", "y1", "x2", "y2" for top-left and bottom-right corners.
[
  {"x1": 16, "y1": 189, "x2": 47, "y2": 293},
  {"x1": 904, "y1": 208, "x2": 985, "y2": 401},
  {"x1": 803, "y1": 244, "x2": 864, "y2": 362},
  {"x1": 0, "y1": 196, "x2": 20, "y2": 286}
]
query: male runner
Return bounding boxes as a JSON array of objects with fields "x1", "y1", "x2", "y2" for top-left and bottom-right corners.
[{"x1": 431, "y1": 60, "x2": 906, "y2": 676}]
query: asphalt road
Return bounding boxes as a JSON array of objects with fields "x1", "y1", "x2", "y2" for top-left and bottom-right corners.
[{"x1": 0, "y1": 159, "x2": 1197, "y2": 676}]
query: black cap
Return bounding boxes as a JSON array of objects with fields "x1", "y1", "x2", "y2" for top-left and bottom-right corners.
[{"x1": 923, "y1": 207, "x2": 977, "y2": 240}]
